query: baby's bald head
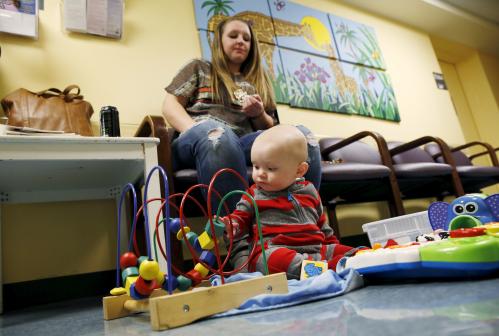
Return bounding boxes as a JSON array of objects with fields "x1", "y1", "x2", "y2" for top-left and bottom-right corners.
[
  {"x1": 252, "y1": 125, "x2": 308, "y2": 164},
  {"x1": 251, "y1": 125, "x2": 309, "y2": 191}
]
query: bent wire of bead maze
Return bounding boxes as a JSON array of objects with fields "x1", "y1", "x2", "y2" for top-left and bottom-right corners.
[{"x1": 102, "y1": 166, "x2": 288, "y2": 330}]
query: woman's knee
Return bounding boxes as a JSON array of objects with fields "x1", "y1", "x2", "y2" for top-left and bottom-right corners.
[
  {"x1": 183, "y1": 119, "x2": 234, "y2": 139},
  {"x1": 185, "y1": 120, "x2": 240, "y2": 150},
  {"x1": 296, "y1": 125, "x2": 320, "y2": 149}
]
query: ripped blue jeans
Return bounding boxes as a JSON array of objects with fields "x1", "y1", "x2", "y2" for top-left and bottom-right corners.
[{"x1": 172, "y1": 119, "x2": 322, "y2": 212}]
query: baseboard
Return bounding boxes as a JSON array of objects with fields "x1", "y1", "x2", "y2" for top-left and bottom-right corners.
[{"x1": 3, "y1": 270, "x2": 115, "y2": 312}]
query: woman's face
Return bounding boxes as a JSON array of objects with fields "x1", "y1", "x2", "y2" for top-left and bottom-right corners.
[{"x1": 221, "y1": 20, "x2": 252, "y2": 72}]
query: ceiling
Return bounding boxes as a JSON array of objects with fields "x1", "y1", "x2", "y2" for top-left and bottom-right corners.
[{"x1": 336, "y1": 0, "x2": 499, "y2": 57}]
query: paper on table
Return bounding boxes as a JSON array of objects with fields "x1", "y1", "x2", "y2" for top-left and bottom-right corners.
[
  {"x1": 0, "y1": 125, "x2": 80, "y2": 136},
  {"x1": 5, "y1": 125, "x2": 66, "y2": 134}
]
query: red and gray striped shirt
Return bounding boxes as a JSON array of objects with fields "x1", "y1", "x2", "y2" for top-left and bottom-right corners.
[{"x1": 227, "y1": 180, "x2": 339, "y2": 257}]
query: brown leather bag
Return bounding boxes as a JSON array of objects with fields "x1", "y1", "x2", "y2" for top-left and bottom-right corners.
[{"x1": 1, "y1": 85, "x2": 94, "y2": 136}]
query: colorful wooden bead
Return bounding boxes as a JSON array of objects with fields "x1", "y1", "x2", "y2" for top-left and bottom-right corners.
[
  {"x1": 194, "y1": 262, "x2": 209, "y2": 277},
  {"x1": 205, "y1": 219, "x2": 225, "y2": 238},
  {"x1": 176, "y1": 275, "x2": 192, "y2": 291},
  {"x1": 129, "y1": 282, "x2": 148, "y2": 300},
  {"x1": 119, "y1": 252, "x2": 138, "y2": 269},
  {"x1": 125, "y1": 276, "x2": 138, "y2": 295},
  {"x1": 162, "y1": 275, "x2": 179, "y2": 291},
  {"x1": 134, "y1": 276, "x2": 157, "y2": 296},
  {"x1": 176, "y1": 226, "x2": 191, "y2": 240},
  {"x1": 181, "y1": 231, "x2": 198, "y2": 247},
  {"x1": 199, "y1": 250, "x2": 216, "y2": 267},
  {"x1": 155, "y1": 270, "x2": 165, "y2": 286},
  {"x1": 186, "y1": 269, "x2": 203, "y2": 286},
  {"x1": 139, "y1": 259, "x2": 159, "y2": 281},
  {"x1": 197, "y1": 231, "x2": 215, "y2": 250},
  {"x1": 110, "y1": 287, "x2": 127, "y2": 296},
  {"x1": 138, "y1": 256, "x2": 148, "y2": 266},
  {"x1": 193, "y1": 239, "x2": 203, "y2": 254},
  {"x1": 121, "y1": 266, "x2": 139, "y2": 284},
  {"x1": 169, "y1": 217, "x2": 181, "y2": 233}
]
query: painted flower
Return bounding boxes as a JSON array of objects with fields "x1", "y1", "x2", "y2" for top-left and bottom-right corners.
[{"x1": 294, "y1": 58, "x2": 330, "y2": 84}]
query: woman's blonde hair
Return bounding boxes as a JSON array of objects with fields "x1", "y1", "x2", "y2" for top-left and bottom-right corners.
[{"x1": 210, "y1": 17, "x2": 275, "y2": 110}]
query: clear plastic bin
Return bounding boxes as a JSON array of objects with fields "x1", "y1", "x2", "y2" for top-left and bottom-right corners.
[{"x1": 362, "y1": 211, "x2": 433, "y2": 247}]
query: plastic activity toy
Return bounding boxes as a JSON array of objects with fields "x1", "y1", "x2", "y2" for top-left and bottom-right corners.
[
  {"x1": 344, "y1": 194, "x2": 499, "y2": 281},
  {"x1": 428, "y1": 193, "x2": 499, "y2": 231},
  {"x1": 102, "y1": 166, "x2": 288, "y2": 330}
]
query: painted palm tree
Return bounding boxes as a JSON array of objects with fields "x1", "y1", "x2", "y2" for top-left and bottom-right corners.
[
  {"x1": 201, "y1": 0, "x2": 235, "y2": 17},
  {"x1": 335, "y1": 23, "x2": 360, "y2": 61}
]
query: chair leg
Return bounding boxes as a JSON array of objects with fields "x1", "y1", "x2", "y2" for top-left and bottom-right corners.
[
  {"x1": 388, "y1": 173, "x2": 405, "y2": 216},
  {"x1": 325, "y1": 202, "x2": 342, "y2": 240},
  {"x1": 450, "y1": 171, "x2": 464, "y2": 196}
]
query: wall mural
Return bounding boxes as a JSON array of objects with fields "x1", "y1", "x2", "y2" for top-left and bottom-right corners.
[{"x1": 193, "y1": 0, "x2": 400, "y2": 122}]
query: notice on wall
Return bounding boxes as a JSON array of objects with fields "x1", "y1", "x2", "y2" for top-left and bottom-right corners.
[
  {"x1": 0, "y1": 0, "x2": 38, "y2": 38},
  {"x1": 433, "y1": 72, "x2": 448, "y2": 90},
  {"x1": 64, "y1": 0, "x2": 86, "y2": 32},
  {"x1": 63, "y1": 0, "x2": 123, "y2": 38}
]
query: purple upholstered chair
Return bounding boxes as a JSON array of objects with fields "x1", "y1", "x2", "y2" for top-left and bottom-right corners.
[
  {"x1": 387, "y1": 136, "x2": 464, "y2": 200},
  {"x1": 319, "y1": 131, "x2": 405, "y2": 239},
  {"x1": 425, "y1": 141, "x2": 499, "y2": 193}
]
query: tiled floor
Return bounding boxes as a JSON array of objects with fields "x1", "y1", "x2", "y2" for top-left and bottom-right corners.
[{"x1": 1, "y1": 277, "x2": 498, "y2": 335}]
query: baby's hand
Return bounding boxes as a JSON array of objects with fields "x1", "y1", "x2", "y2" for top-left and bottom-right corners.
[
  {"x1": 242, "y1": 94, "x2": 264, "y2": 119},
  {"x1": 219, "y1": 216, "x2": 240, "y2": 238}
]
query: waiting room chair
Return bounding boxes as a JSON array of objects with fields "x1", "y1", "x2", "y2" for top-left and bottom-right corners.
[
  {"x1": 319, "y1": 131, "x2": 405, "y2": 239},
  {"x1": 387, "y1": 136, "x2": 464, "y2": 201},
  {"x1": 424, "y1": 141, "x2": 499, "y2": 193},
  {"x1": 469, "y1": 146, "x2": 499, "y2": 167}
]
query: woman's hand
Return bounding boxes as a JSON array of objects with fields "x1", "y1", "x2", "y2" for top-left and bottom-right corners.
[{"x1": 242, "y1": 94, "x2": 265, "y2": 119}]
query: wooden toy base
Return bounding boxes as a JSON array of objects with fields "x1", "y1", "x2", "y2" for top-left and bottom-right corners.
[{"x1": 103, "y1": 272, "x2": 288, "y2": 330}]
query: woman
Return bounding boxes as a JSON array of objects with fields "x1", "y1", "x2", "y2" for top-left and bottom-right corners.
[{"x1": 162, "y1": 17, "x2": 321, "y2": 211}]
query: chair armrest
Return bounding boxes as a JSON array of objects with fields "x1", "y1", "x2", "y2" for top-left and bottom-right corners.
[
  {"x1": 453, "y1": 141, "x2": 499, "y2": 167},
  {"x1": 320, "y1": 130, "x2": 393, "y2": 167},
  {"x1": 135, "y1": 115, "x2": 176, "y2": 193},
  {"x1": 320, "y1": 130, "x2": 405, "y2": 216},
  {"x1": 389, "y1": 135, "x2": 464, "y2": 195},
  {"x1": 469, "y1": 147, "x2": 499, "y2": 166},
  {"x1": 389, "y1": 135, "x2": 457, "y2": 166}
]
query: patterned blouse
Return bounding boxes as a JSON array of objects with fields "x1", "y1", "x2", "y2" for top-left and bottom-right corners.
[{"x1": 165, "y1": 59, "x2": 276, "y2": 136}]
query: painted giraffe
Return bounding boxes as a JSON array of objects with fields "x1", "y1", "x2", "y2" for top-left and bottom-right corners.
[
  {"x1": 206, "y1": 12, "x2": 312, "y2": 74},
  {"x1": 323, "y1": 44, "x2": 359, "y2": 103}
]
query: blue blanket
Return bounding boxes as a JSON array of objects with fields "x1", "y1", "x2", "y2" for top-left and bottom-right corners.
[{"x1": 210, "y1": 269, "x2": 364, "y2": 317}]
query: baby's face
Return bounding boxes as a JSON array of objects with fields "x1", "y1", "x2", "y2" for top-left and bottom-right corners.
[{"x1": 251, "y1": 145, "x2": 301, "y2": 192}]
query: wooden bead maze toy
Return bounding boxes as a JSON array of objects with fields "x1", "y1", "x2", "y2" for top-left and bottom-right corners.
[{"x1": 102, "y1": 166, "x2": 288, "y2": 330}]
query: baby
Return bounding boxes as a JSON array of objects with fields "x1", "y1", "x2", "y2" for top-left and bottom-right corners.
[{"x1": 222, "y1": 124, "x2": 357, "y2": 279}]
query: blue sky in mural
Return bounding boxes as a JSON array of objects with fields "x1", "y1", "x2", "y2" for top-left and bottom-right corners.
[
  {"x1": 269, "y1": 1, "x2": 337, "y2": 59},
  {"x1": 329, "y1": 14, "x2": 386, "y2": 70},
  {"x1": 193, "y1": 0, "x2": 275, "y2": 44}
]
